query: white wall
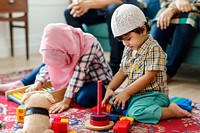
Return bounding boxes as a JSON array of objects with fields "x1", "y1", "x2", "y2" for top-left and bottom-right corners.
[{"x1": 0, "y1": 0, "x2": 70, "y2": 58}]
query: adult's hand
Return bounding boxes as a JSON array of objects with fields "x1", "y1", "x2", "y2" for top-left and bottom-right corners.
[
  {"x1": 175, "y1": 0, "x2": 193, "y2": 13},
  {"x1": 157, "y1": 8, "x2": 174, "y2": 29},
  {"x1": 68, "y1": 1, "x2": 91, "y2": 17}
]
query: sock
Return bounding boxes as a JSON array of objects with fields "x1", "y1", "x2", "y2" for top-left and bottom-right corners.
[{"x1": 0, "y1": 80, "x2": 24, "y2": 93}]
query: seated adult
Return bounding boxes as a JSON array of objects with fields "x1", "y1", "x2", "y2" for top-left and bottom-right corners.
[{"x1": 150, "y1": 0, "x2": 200, "y2": 83}]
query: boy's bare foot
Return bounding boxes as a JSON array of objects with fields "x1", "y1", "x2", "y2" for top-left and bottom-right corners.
[
  {"x1": 0, "y1": 81, "x2": 24, "y2": 93},
  {"x1": 169, "y1": 103, "x2": 192, "y2": 118}
]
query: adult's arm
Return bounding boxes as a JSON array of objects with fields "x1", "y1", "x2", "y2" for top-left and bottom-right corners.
[{"x1": 68, "y1": 0, "x2": 123, "y2": 17}]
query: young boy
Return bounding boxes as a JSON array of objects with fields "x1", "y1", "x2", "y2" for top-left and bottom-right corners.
[{"x1": 102, "y1": 4, "x2": 191, "y2": 124}]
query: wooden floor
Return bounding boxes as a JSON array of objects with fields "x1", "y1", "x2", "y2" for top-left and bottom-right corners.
[{"x1": 0, "y1": 53, "x2": 200, "y2": 102}]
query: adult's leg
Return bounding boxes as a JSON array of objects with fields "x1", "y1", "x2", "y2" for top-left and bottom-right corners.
[
  {"x1": 166, "y1": 24, "x2": 197, "y2": 77},
  {"x1": 64, "y1": 9, "x2": 106, "y2": 31},
  {"x1": 106, "y1": 4, "x2": 124, "y2": 75},
  {"x1": 150, "y1": 22, "x2": 170, "y2": 51},
  {"x1": 21, "y1": 64, "x2": 45, "y2": 86},
  {"x1": 75, "y1": 82, "x2": 106, "y2": 107}
]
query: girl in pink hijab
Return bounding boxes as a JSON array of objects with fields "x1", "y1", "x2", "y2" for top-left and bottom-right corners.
[{"x1": 25, "y1": 23, "x2": 112, "y2": 113}]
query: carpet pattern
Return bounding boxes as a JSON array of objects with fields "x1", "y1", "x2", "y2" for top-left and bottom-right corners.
[{"x1": 0, "y1": 70, "x2": 200, "y2": 133}]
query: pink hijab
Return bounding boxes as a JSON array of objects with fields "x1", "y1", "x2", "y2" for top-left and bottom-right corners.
[{"x1": 40, "y1": 23, "x2": 96, "y2": 90}]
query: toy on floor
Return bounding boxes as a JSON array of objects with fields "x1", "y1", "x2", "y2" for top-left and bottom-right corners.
[
  {"x1": 170, "y1": 97, "x2": 193, "y2": 112},
  {"x1": 5, "y1": 81, "x2": 66, "y2": 105},
  {"x1": 16, "y1": 91, "x2": 55, "y2": 133},
  {"x1": 51, "y1": 116, "x2": 68, "y2": 133},
  {"x1": 0, "y1": 120, "x2": 2, "y2": 128},
  {"x1": 120, "y1": 116, "x2": 134, "y2": 125},
  {"x1": 85, "y1": 80, "x2": 114, "y2": 131},
  {"x1": 16, "y1": 105, "x2": 26, "y2": 123},
  {"x1": 108, "y1": 96, "x2": 128, "y2": 114},
  {"x1": 113, "y1": 120, "x2": 131, "y2": 133}
]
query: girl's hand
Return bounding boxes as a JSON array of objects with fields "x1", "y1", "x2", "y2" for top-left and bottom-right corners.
[
  {"x1": 68, "y1": 1, "x2": 91, "y2": 17},
  {"x1": 157, "y1": 8, "x2": 174, "y2": 29},
  {"x1": 25, "y1": 81, "x2": 42, "y2": 93},
  {"x1": 49, "y1": 98, "x2": 71, "y2": 114},
  {"x1": 102, "y1": 89, "x2": 115, "y2": 106},
  {"x1": 112, "y1": 90, "x2": 130, "y2": 110},
  {"x1": 175, "y1": 0, "x2": 193, "y2": 13}
]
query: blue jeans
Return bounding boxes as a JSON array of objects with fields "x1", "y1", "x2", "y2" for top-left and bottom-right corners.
[
  {"x1": 21, "y1": 64, "x2": 45, "y2": 86},
  {"x1": 75, "y1": 82, "x2": 106, "y2": 107},
  {"x1": 150, "y1": 23, "x2": 197, "y2": 77}
]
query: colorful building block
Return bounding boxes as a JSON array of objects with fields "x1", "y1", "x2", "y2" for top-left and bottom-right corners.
[
  {"x1": 16, "y1": 105, "x2": 26, "y2": 123},
  {"x1": 113, "y1": 120, "x2": 131, "y2": 133},
  {"x1": 108, "y1": 114, "x2": 119, "y2": 122},
  {"x1": 120, "y1": 116, "x2": 134, "y2": 125},
  {"x1": 170, "y1": 97, "x2": 193, "y2": 111},
  {"x1": 0, "y1": 120, "x2": 2, "y2": 128},
  {"x1": 51, "y1": 116, "x2": 68, "y2": 133}
]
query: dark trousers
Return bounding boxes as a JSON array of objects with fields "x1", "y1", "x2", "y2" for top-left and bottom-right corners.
[
  {"x1": 21, "y1": 64, "x2": 45, "y2": 86},
  {"x1": 150, "y1": 23, "x2": 197, "y2": 77}
]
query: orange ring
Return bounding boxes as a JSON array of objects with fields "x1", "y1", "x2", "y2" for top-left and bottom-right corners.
[{"x1": 105, "y1": 103, "x2": 113, "y2": 113}]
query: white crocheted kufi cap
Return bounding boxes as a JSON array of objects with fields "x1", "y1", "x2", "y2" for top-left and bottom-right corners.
[{"x1": 111, "y1": 4, "x2": 147, "y2": 37}]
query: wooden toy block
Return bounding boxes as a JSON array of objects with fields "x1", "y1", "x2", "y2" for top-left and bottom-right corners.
[
  {"x1": 51, "y1": 116, "x2": 68, "y2": 133},
  {"x1": 5, "y1": 81, "x2": 66, "y2": 104},
  {"x1": 108, "y1": 114, "x2": 119, "y2": 122},
  {"x1": 170, "y1": 97, "x2": 193, "y2": 111},
  {"x1": 113, "y1": 120, "x2": 131, "y2": 133},
  {"x1": 120, "y1": 116, "x2": 134, "y2": 125},
  {"x1": 16, "y1": 105, "x2": 26, "y2": 123},
  {"x1": 0, "y1": 120, "x2": 3, "y2": 128}
]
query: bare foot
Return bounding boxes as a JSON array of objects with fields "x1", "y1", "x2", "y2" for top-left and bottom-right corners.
[
  {"x1": 0, "y1": 81, "x2": 24, "y2": 93},
  {"x1": 169, "y1": 103, "x2": 192, "y2": 118}
]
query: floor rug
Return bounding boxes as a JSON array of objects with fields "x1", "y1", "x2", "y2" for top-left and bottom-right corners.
[{"x1": 0, "y1": 70, "x2": 200, "y2": 133}]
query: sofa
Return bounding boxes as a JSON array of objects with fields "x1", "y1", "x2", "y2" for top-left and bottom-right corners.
[{"x1": 83, "y1": 23, "x2": 200, "y2": 65}]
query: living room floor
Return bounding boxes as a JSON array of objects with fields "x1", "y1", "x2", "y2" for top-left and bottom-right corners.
[{"x1": 0, "y1": 52, "x2": 200, "y2": 102}]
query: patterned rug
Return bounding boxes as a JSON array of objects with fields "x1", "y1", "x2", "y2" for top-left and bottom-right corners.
[{"x1": 0, "y1": 70, "x2": 200, "y2": 133}]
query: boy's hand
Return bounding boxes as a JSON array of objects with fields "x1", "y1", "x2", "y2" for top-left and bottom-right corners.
[
  {"x1": 49, "y1": 98, "x2": 71, "y2": 114},
  {"x1": 113, "y1": 90, "x2": 130, "y2": 110},
  {"x1": 25, "y1": 81, "x2": 42, "y2": 93},
  {"x1": 102, "y1": 89, "x2": 115, "y2": 106}
]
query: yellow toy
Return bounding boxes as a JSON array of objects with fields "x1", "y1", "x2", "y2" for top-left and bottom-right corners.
[
  {"x1": 16, "y1": 105, "x2": 26, "y2": 123},
  {"x1": 6, "y1": 81, "x2": 66, "y2": 104},
  {"x1": 120, "y1": 116, "x2": 134, "y2": 125}
]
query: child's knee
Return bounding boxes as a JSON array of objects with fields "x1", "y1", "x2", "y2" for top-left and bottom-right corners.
[{"x1": 127, "y1": 106, "x2": 161, "y2": 124}]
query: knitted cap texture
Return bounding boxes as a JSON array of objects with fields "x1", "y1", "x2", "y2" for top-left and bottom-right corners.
[{"x1": 111, "y1": 4, "x2": 147, "y2": 37}]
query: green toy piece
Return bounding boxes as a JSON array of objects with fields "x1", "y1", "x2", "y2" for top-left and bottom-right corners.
[{"x1": 0, "y1": 120, "x2": 3, "y2": 128}]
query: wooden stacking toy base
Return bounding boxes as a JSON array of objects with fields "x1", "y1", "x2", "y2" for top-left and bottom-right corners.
[{"x1": 85, "y1": 119, "x2": 114, "y2": 131}]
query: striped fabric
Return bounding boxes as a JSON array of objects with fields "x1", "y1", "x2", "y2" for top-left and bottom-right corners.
[{"x1": 153, "y1": 0, "x2": 200, "y2": 29}]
